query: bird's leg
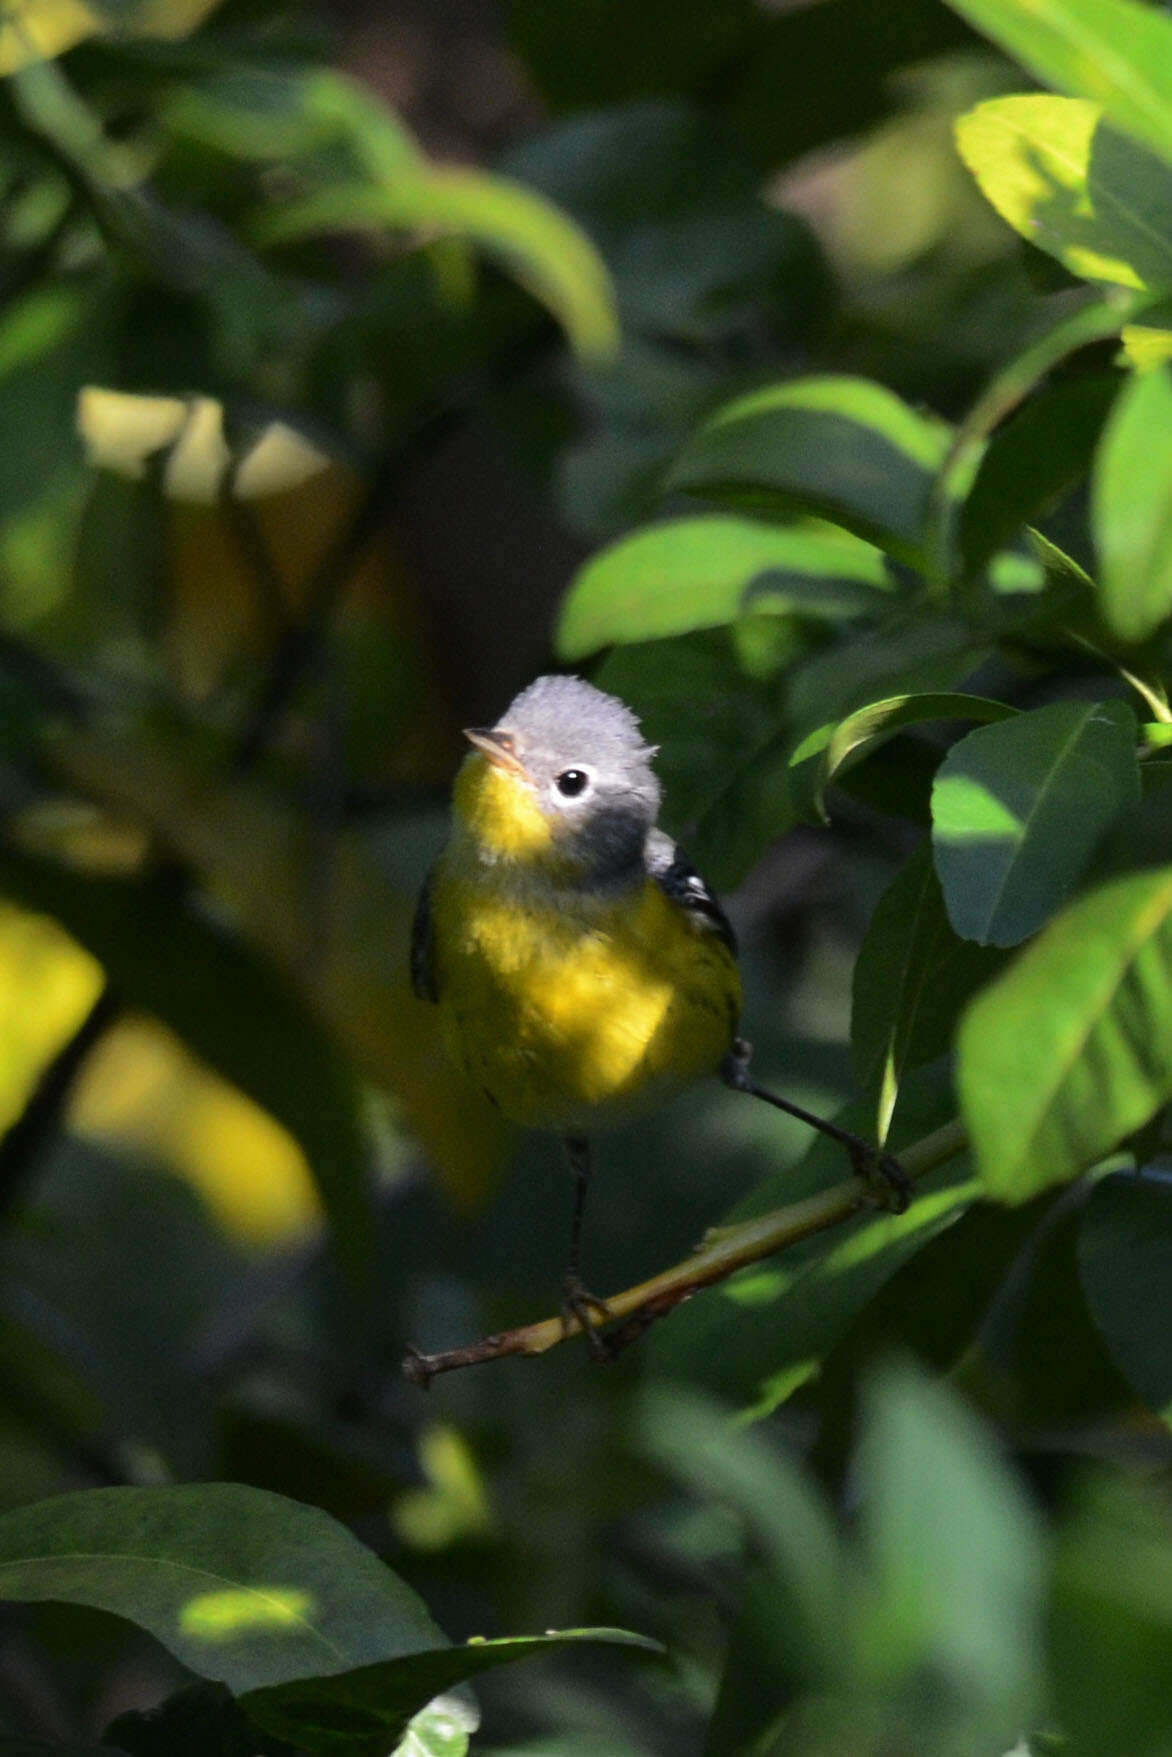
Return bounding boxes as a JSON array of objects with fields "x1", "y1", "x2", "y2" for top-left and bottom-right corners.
[
  {"x1": 562, "y1": 1133, "x2": 613, "y2": 1358},
  {"x1": 721, "y1": 1037, "x2": 910, "y2": 1212}
]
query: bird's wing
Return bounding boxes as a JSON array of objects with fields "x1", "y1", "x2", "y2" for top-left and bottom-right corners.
[
  {"x1": 410, "y1": 866, "x2": 439, "y2": 1002},
  {"x1": 645, "y1": 829, "x2": 737, "y2": 955}
]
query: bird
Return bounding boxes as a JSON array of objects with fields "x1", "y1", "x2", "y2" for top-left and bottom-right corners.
[{"x1": 411, "y1": 674, "x2": 905, "y2": 1349}]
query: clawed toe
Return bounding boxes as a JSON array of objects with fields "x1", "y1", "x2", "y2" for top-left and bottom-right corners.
[
  {"x1": 850, "y1": 1144, "x2": 911, "y2": 1213},
  {"x1": 562, "y1": 1275, "x2": 614, "y2": 1361}
]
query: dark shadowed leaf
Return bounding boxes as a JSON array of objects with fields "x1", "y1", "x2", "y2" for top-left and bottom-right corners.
[
  {"x1": 664, "y1": 376, "x2": 951, "y2": 565},
  {"x1": 0, "y1": 1484, "x2": 444, "y2": 1688},
  {"x1": 931, "y1": 699, "x2": 1139, "y2": 946},
  {"x1": 852, "y1": 843, "x2": 1006, "y2": 1141},
  {"x1": 1078, "y1": 1167, "x2": 1172, "y2": 1420},
  {"x1": 957, "y1": 865, "x2": 1172, "y2": 1200},
  {"x1": 1093, "y1": 363, "x2": 1172, "y2": 642}
]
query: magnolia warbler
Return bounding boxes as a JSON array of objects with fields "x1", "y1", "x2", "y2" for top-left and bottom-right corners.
[{"x1": 411, "y1": 675, "x2": 905, "y2": 1343}]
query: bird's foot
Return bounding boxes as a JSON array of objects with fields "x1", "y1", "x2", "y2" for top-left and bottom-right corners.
[
  {"x1": 849, "y1": 1141, "x2": 911, "y2": 1213},
  {"x1": 562, "y1": 1275, "x2": 614, "y2": 1362}
]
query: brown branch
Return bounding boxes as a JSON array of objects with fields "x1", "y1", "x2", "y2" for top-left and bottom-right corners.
[{"x1": 402, "y1": 1117, "x2": 969, "y2": 1386}]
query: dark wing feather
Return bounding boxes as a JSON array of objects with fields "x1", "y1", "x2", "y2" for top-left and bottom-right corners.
[
  {"x1": 410, "y1": 867, "x2": 438, "y2": 1001},
  {"x1": 646, "y1": 832, "x2": 737, "y2": 955}
]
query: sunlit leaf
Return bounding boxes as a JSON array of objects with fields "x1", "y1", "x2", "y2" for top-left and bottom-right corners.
[
  {"x1": 944, "y1": 0, "x2": 1172, "y2": 169},
  {"x1": 664, "y1": 376, "x2": 951, "y2": 565},
  {"x1": 931, "y1": 700, "x2": 1139, "y2": 946},
  {"x1": 1092, "y1": 363, "x2": 1172, "y2": 641},
  {"x1": 556, "y1": 516, "x2": 891, "y2": 659},
  {"x1": 78, "y1": 388, "x2": 332, "y2": 504},
  {"x1": 0, "y1": 0, "x2": 226, "y2": 75},
  {"x1": 957, "y1": 865, "x2": 1172, "y2": 1200},
  {"x1": 955, "y1": 96, "x2": 1172, "y2": 290}
]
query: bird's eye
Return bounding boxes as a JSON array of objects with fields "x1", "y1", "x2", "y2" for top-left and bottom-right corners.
[{"x1": 555, "y1": 769, "x2": 590, "y2": 798}]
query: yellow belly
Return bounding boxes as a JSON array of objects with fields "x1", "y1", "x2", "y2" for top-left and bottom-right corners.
[{"x1": 431, "y1": 869, "x2": 741, "y2": 1131}]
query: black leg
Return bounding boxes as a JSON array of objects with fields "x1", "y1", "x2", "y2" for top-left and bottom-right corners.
[
  {"x1": 721, "y1": 1038, "x2": 910, "y2": 1212},
  {"x1": 562, "y1": 1133, "x2": 612, "y2": 1357}
]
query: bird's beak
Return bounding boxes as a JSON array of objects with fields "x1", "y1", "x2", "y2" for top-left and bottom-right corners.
[{"x1": 463, "y1": 726, "x2": 530, "y2": 779}]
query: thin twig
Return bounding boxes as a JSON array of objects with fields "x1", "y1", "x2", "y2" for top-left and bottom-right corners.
[{"x1": 402, "y1": 1117, "x2": 969, "y2": 1386}]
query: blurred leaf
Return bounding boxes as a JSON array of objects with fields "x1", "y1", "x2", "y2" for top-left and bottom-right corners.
[
  {"x1": 664, "y1": 376, "x2": 951, "y2": 566},
  {"x1": 1092, "y1": 363, "x2": 1172, "y2": 641},
  {"x1": 556, "y1": 517, "x2": 890, "y2": 660},
  {"x1": 789, "y1": 690, "x2": 1016, "y2": 824},
  {"x1": 240, "y1": 1631, "x2": 662, "y2": 1757},
  {"x1": 1049, "y1": 1475, "x2": 1172, "y2": 1757},
  {"x1": 852, "y1": 843, "x2": 1005, "y2": 1143},
  {"x1": 0, "y1": 1483, "x2": 445, "y2": 1688},
  {"x1": 956, "y1": 96, "x2": 1172, "y2": 290},
  {"x1": 0, "y1": 847, "x2": 373, "y2": 1285},
  {"x1": 958, "y1": 367, "x2": 1120, "y2": 577},
  {"x1": 78, "y1": 389, "x2": 332, "y2": 504},
  {"x1": 856, "y1": 1364, "x2": 1042, "y2": 1730},
  {"x1": 260, "y1": 168, "x2": 618, "y2": 365},
  {"x1": 931, "y1": 699, "x2": 1139, "y2": 946},
  {"x1": 957, "y1": 864, "x2": 1172, "y2": 1200},
  {"x1": 392, "y1": 1694, "x2": 478, "y2": 1757},
  {"x1": 1120, "y1": 295, "x2": 1172, "y2": 371},
  {"x1": 945, "y1": 0, "x2": 1172, "y2": 168},
  {"x1": 1078, "y1": 1167, "x2": 1172, "y2": 1419}
]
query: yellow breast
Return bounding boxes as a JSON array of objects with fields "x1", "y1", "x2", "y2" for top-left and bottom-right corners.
[{"x1": 431, "y1": 863, "x2": 741, "y2": 1131}]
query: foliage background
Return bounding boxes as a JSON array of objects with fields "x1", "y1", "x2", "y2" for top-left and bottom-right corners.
[{"x1": 0, "y1": 0, "x2": 1170, "y2": 1753}]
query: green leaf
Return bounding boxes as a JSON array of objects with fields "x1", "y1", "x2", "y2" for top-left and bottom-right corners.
[
  {"x1": 943, "y1": 0, "x2": 1172, "y2": 169},
  {"x1": 957, "y1": 864, "x2": 1172, "y2": 1200},
  {"x1": 555, "y1": 516, "x2": 890, "y2": 660},
  {"x1": 955, "y1": 96, "x2": 1172, "y2": 290},
  {"x1": 663, "y1": 376, "x2": 951, "y2": 566},
  {"x1": 103, "y1": 1682, "x2": 296, "y2": 1757},
  {"x1": 852, "y1": 843, "x2": 1006, "y2": 1143},
  {"x1": 240, "y1": 1631, "x2": 662, "y2": 1757},
  {"x1": 259, "y1": 168, "x2": 618, "y2": 364},
  {"x1": 958, "y1": 367, "x2": 1120, "y2": 578},
  {"x1": 789, "y1": 691, "x2": 1016, "y2": 824},
  {"x1": 0, "y1": 1484, "x2": 445, "y2": 1689},
  {"x1": 1120, "y1": 294, "x2": 1172, "y2": 371},
  {"x1": 0, "y1": 848, "x2": 373, "y2": 1286},
  {"x1": 931, "y1": 699, "x2": 1139, "y2": 946},
  {"x1": 1078, "y1": 1168, "x2": 1172, "y2": 1419},
  {"x1": 856, "y1": 1364, "x2": 1042, "y2": 1721},
  {"x1": 1093, "y1": 363, "x2": 1172, "y2": 642}
]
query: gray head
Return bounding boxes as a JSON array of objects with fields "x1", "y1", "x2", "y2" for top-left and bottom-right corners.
[{"x1": 466, "y1": 675, "x2": 661, "y2": 882}]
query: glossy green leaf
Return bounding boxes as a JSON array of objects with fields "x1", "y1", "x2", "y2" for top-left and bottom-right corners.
[
  {"x1": 555, "y1": 516, "x2": 890, "y2": 660},
  {"x1": 957, "y1": 864, "x2": 1172, "y2": 1199},
  {"x1": 259, "y1": 168, "x2": 618, "y2": 363},
  {"x1": 931, "y1": 699, "x2": 1139, "y2": 946},
  {"x1": 240, "y1": 1630, "x2": 662, "y2": 1757},
  {"x1": 956, "y1": 96, "x2": 1172, "y2": 291},
  {"x1": 663, "y1": 376, "x2": 951, "y2": 565},
  {"x1": 958, "y1": 367, "x2": 1120, "y2": 577},
  {"x1": 944, "y1": 0, "x2": 1172, "y2": 169},
  {"x1": 852, "y1": 844, "x2": 1006, "y2": 1142},
  {"x1": 1078, "y1": 1168, "x2": 1172, "y2": 1419},
  {"x1": 0, "y1": 1484, "x2": 445, "y2": 1689},
  {"x1": 790, "y1": 690, "x2": 1016, "y2": 823},
  {"x1": 1093, "y1": 363, "x2": 1172, "y2": 641}
]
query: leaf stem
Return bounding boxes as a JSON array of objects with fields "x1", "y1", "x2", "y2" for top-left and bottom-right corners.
[{"x1": 402, "y1": 1117, "x2": 969, "y2": 1386}]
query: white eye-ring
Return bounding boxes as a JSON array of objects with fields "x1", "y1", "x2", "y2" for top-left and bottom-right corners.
[{"x1": 553, "y1": 767, "x2": 593, "y2": 800}]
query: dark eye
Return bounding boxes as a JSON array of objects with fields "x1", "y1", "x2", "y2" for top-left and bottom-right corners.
[{"x1": 555, "y1": 769, "x2": 589, "y2": 798}]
